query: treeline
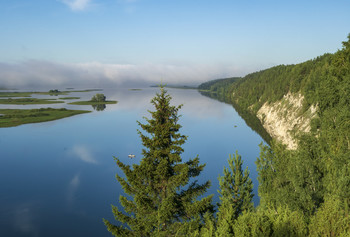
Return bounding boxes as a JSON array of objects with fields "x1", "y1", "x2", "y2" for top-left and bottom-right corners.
[
  {"x1": 195, "y1": 34, "x2": 350, "y2": 235},
  {"x1": 198, "y1": 77, "x2": 240, "y2": 101}
]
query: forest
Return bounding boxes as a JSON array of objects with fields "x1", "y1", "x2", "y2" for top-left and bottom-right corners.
[{"x1": 104, "y1": 34, "x2": 350, "y2": 236}]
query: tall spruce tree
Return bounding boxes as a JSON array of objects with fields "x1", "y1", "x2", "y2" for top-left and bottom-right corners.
[
  {"x1": 216, "y1": 151, "x2": 254, "y2": 236},
  {"x1": 104, "y1": 86, "x2": 213, "y2": 236}
]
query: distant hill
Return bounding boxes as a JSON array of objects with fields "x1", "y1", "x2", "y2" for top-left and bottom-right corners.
[
  {"x1": 198, "y1": 77, "x2": 240, "y2": 91},
  {"x1": 199, "y1": 34, "x2": 350, "y2": 150},
  {"x1": 150, "y1": 85, "x2": 197, "y2": 89}
]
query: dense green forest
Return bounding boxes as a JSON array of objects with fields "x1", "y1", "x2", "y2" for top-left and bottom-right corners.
[
  {"x1": 198, "y1": 77, "x2": 241, "y2": 97},
  {"x1": 106, "y1": 35, "x2": 350, "y2": 236},
  {"x1": 198, "y1": 34, "x2": 350, "y2": 235}
]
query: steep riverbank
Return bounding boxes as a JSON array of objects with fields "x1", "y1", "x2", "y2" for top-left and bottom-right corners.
[{"x1": 256, "y1": 92, "x2": 317, "y2": 149}]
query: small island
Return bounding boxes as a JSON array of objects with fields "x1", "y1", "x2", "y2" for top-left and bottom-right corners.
[
  {"x1": 36, "y1": 89, "x2": 69, "y2": 96},
  {"x1": 69, "y1": 93, "x2": 117, "y2": 105},
  {"x1": 0, "y1": 108, "x2": 91, "y2": 127}
]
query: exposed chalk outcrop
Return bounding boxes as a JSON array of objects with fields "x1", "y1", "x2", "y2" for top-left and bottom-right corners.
[{"x1": 256, "y1": 92, "x2": 317, "y2": 149}]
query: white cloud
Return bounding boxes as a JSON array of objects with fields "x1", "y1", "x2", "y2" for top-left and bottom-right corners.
[
  {"x1": 72, "y1": 145, "x2": 97, "y2": 164},
  {"x1": 0, "y1": 60, "x2": 246, "y2": 89},
  {"x1": 61, "y1": 0, "x2": 92, "y2": 11}
]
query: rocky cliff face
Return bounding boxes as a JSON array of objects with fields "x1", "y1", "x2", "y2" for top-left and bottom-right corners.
[{"x1": 256, "y1": 93, "x2": 317, "y2": 149}]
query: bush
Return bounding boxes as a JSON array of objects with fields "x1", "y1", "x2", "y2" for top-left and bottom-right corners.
[
  {"x1": 309, "y1": 197, "x2": 350, "y2": 236},
  {"x1": 91, "y1": 93, "x2": 106, "y2": 102}
]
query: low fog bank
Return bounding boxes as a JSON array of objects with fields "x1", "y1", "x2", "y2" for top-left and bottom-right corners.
[{"x1": 0, "y1": 60, "x2": 246, "y2": 89}]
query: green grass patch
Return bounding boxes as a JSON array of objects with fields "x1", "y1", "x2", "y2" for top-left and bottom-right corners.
[
  {"x1": 0, "y1": 108, "x2": 91, "y2": 127},
  {"x1": 59, "y1": 97, "x2": 81, "y2": 100},
  {"x1": 69, "y1": 100, "x2": 117, "y2": 105},
  {"x1": 34, "y1": 89, "x2": 102, "y2": 95},
  {"x1": 0, "y1": 98, "x2": 65, "y2": 105},
  {"x1": 0, "y1": 92, "x2": 33, "y2": 97},
  {"x1": 34, "y1": 92, "x2": 69, "y2": 96},
  {"x1": 69, "y1": 89, "x2": 103, "y2": 92},
  {"x1": 151, "y1": 85, "x2": 197, "y2": 89}
]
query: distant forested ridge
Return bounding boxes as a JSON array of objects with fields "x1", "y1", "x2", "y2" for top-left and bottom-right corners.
[
  {"x1": 198, "y1": 77, "x2": 241, "y2": 91},
  {"x1": 196, "y1": 34, "x2": 350, "y2": 235},
  {"x1": 199, "y1": 34, "x2": 350, "y2": 148}
]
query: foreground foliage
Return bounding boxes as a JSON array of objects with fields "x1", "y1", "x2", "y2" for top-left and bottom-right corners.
[{"x1": 216, "y1": 152, "x2": 254, "y2": 235}]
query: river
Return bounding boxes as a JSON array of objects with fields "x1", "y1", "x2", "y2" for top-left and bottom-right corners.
[{"x1": 0, "y1": 87, "x2": 265, "y2": 236}]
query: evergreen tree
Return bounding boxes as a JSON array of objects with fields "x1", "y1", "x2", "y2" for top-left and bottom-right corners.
[
  {"x1": 104, "y1": 86, "x2": 213, "y2": 236},
  {"x1": 232, "y1": 206, "x2": 307, "y2": 237},
  {"x1": 216, "y1": 151, "x2": 254, "y2": 236},
  {"x1": 309, "y1": 196, "x2": 350, "y2": 236}
]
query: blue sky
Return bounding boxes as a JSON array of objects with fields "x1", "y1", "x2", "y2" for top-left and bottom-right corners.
[{"x1": 1, "y1": 0, "x2": 350, "y2": 87}]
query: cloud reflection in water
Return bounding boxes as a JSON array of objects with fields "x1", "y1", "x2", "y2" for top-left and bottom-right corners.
[
  {"x1": 13, "y1": 203, "x2": 39, "y2": 236},
  {"x1": 72, "y1": 145, "x2": 98, "y2": 164},
  {"x1": 66, "y1": 173, "x2": 80, "y2": 205}
]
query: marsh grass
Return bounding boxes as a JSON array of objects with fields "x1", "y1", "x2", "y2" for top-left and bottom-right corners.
[
  {"x1": 58, "y1": 97, "x2": 81, "y2": 100},
  {"x1": 0, "y1": 108, "x2": 90, "y2": 127},
  {"x1": 0, "y1": 92, "x2": 33, "y2": 97},
  {"x1": 0, "y1": 89, "x2": 102, "y2": 98},
  {"x1": 69, "y1": 100, "x2": 117, "y2": 105},
  {"x1": 0, "y1": 98, "x2": 65, "y2": 105}
]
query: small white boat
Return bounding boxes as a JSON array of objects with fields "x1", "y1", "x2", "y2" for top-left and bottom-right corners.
[{"x1": 128, "y1": 154, "x2": 135, "y2": 158}]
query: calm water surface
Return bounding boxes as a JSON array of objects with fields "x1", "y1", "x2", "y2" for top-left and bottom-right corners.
[{"x1": 0, "y1": 88, "x2": 265, "y2": 236}]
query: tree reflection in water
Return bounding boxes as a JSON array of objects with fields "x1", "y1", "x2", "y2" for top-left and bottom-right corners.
[{"x1": 92, "y1": 104, "x2": 106, "y2": 111}]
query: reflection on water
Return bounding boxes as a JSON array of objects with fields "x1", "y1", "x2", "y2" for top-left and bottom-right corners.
[
  {"x1": 199, "y1": 90, "x2": 272, "y2": 144},
  {"x1": 92, "y1": 104, "x2": 106, "y2": 111},
  {"x1": 71, "y1": 145, "x2": 98, "y2": 164},
  {"x1": 66, "y1": 173, "x2": 80, "y2": 206},
  {"x1": 13, "y1": 203, "x2": 39, "y2": 236},
  {"x1": 0, "y1": 87, "x2": 264, "y2": 236}
]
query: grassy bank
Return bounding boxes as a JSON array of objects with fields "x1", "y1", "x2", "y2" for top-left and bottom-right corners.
[
  {"x1": 0, "y1": 108, "x2": 90, "y2": 127},
  {"x1": 69, "y1": 100, "x2": 117, "y2": 105},
  {"x1": 59, "y1": 97, "x2": 81, "y2": 100},
  {"x1": 0, "y1": 89, "x2": 102, "y2": 98},
  {"x1": 0, "y1": 98, "x2": 64, "y2": 105},
  {"x1": 0, "y1": 92, "x2": 33, "y2": 97}
]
